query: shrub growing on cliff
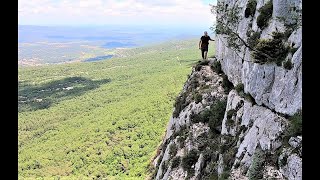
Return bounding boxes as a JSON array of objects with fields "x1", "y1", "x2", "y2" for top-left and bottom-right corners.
[
  {"x1": 190, "y1": 99, "x2": 227, "y2": 128},
  {"x1": 190, "y1": 111, "x2": 202, "y2": 124},
  {"x1": 248, "y1": 147, "x2": 265, "y2": 179},
  {"x1": 257, "y1": 0, "x2": 273, "y2": 29},
  {"x1": 172, "y1": 125, "x2": 188, "y2": 138},
  {"x1": 173, "y1": 92, "x2": 188, "y2": 118},
  {"x1": 219, "y1": 135, "x2": 238, "y2": 154},
  {"x1": 220, "y1": 170, "x2": 231, "y2": 179},
  {"x1": 177, "y1": 136, "x2": 186, "y2": 148},
  {"x1": 169, "y1": 143, "x2": 178, "y2": 158},
  {"x1": 160, "y1": 160, "x2": 169, "y2": 179},
  {"x1": 222, "y1": 145, "x2": 238, "y2": 176},
  {"x1": 193, "y1": 93, "x2": 203, "y2": 104},
  {"x1": 252, "y1": 31, "x2": 290, "y2": 66},
  {"x1": 209, "y1": 99, "x2": 227, "y2": 133},
  {"x1": 211, "y1": 1, "x2": 243, "y2": 52},
  {"x1": 290, "y1": 47, "x2": 299, "y2": 54},
  {"x1": 226, "y1": 109, "x2": 237, "y2": 127},
  {"x1": 195, "y1": 64, "x2": 202, "y2": 71},
  {"x1": 279, "y1": 154, "x2": 288, "y2": 167},
  {"x1": 226, "y1": 109, "x2": 236, "y2": 120},
  {"x1": 157, "y1": 154, "x2": 164, "y2": 167},
  {"x1": 173, "y1": 125, "x2": 188, "y2": 148},
  {"x1": 283, "y1": 60, "x2": 293, "y2": 70},
  {"x1": 189, "y1": 76, "x2": 200, "y2": 90},
  {"x1": 211, "y1": 61, "x2": 222, "y2": 74},
  {"x1": 222, "y1": 74, "x2": 234, "y2": 93},
  {"x1": 171, "y1": 157, "x2": 181, "y2": 169},
  {"x1": 285, "y1": 110, "x2": 302, "y2": 137},
  {"x1": 247, "y1": 31, "x2": 261, "y2": 48},
  {"x1": 244, "y1": 92, "x2": 256, "y2": 105},
  {"x1": 235, "y1": 83, "x2": 244, "y2": 94},
  {"x1": 182, "y1": 149, "x2": 199, "y2": 176},
  {"x1": 245, "y1": 0, "x2": 257, "y2": 18}
]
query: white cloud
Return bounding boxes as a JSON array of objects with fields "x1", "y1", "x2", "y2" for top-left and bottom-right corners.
[{"x1": 18, "y1": 0, "x2": 216, "y2": 27}]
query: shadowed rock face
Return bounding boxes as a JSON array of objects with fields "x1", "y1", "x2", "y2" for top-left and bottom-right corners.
[{"x1": 152, "y1": 0, "x2": 302, "y2": 179}]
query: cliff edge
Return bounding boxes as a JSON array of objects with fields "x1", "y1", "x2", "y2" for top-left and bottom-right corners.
[{"x1": 151, "y1": 0, "x2": 302, "y2": 179}]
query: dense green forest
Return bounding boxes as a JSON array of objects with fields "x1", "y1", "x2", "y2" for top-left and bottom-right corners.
[{"x1": 18, "y1": 39, "x2": 215, "y2": 179}]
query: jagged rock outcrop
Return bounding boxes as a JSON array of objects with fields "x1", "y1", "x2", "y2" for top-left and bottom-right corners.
[
  {"x1": 152, "y1": 61, "x2": 228, "y2": 180},
  {"x1": 151, "y1": 0, "x2": 302, "y2": 179}
]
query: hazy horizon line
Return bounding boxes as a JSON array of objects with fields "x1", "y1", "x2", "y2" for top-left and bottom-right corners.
[{"x1": 18, "y1": 23, "x2": 213, "y2": 29}]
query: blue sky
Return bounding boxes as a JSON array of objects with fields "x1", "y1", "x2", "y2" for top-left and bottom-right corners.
[{"x1": 18, "y1": 0, "x2": 217, "y2": 27}]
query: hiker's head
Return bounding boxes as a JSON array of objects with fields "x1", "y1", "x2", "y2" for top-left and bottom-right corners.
[{"x1": 204, "y1": 31, "x2": 208, "y2": 36}]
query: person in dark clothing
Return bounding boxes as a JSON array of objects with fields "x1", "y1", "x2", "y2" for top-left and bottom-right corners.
[{"x1": 199, "y1": 31, "x2": 214, "y2": 60}]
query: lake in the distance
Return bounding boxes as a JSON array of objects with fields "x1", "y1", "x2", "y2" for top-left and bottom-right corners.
[{"x1": 84, "y1": 55, "x2": 114, "y2": 62}]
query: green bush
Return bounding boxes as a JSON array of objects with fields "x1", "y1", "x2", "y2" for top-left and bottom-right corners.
[
  {"x1": 195, "y1": 64, "x2": 203, "y2": 71},
  {"x1": 173, "y1": 92, "x2": 188, "y2": 118},
  {"x1": 157, "y1": 154, "x2": 164, "y2": 167},
  {"x1": 220, "y1": 170, "x2": 230, "y2": 179},
  {"x1": 283, "y1": 60, "x2": 293, "y2": 70},
  {"x1": 222, "y1": 145, "x2": 238, "y2": 174},
  {"x1": 239, "y1": 136, "x2": 244, "y2": 143},
  {"x1": 208, "y1": 100, "x2": 227, "y2": 133},
  {"x1": 219, "y1": 135, "x2": 238, "y2": 154},
  {"x1": 182, "y1": 149, "x2": 199, "y2": 175},
  {"x1": 173, "y1": 125, "x2": 188, "y2": 148},
  {"x1": 215, "y1": 22, "x2": 224, "y2": 35},
  {"x1": 245, "y1": 0, "x2": 257, "y2": 18},
  {"x1": 285, "y1": 110, "x2": 302, "y2": 137},
  {"x1": 222, "y1": 74, "x2": 234, "y2": 94},
  {"x1": 209, "y1": 171, "x2": 218, "y2": 180},
  {"x1": 279, "y1": 154, "x2": 288, "y2": 167},
  {"x1": 235, "y1": 100, "x2": 244, "y2": 111},
  {"x1": 160, "y1": 160, "x2": 169, "y2": 179},
  {"x1": 247, "y1": 31, "x2": 261, "y2": 48},
  {"x1": 244, "y1": 93, "x2": 256, "y2": 105},
  {"x1": 161, "y1": 160, "x2": 168, "y2": 171},
  {"x1": 169, "y1": 143, "x2": 178, "y2": 158},
  {"x1": 257, "y1": 0, "x2": 273, "y2": 29},
  {"x1": 172, "y1": 125, "x2": 188, "y2": 138},
  {"x1": 190, "y1": 112, "x2": 203, "y2": 124},
  {"x1": 226, "y1": 119, "x2": 235, "y2": 127},
  {"x1": 227, "y1": 109, "x2": 236, "y2": 120},
  {"x1": 290, "y1": 47, "x2": 299, "y2": 54},
  {"x1": 197, "y1": 133, "x2": 211, "y2": 152},
  {"x1": 171, "y1": 157, "x2": 181, "y2": 169},
  {"x1": 252, "y1": 31, "x2": 290, "y2": 66},
  {"x1": 235, "y1": 83, "x2": 244, "y2": 94},
  {"x1": 204, "y1": 76, "x2": 211, "y2": 82},
  {"x1": 194, "y1": 93, "x2": 203, "y2": 104},
  {"x1": 211, "y1": 61, "x2": 222, "y2": 74},
  {"x1": 248, "y1": 147, "x2": 265, "y2": 179},
  {"x1": 177, "y1": 136, "x2": 186, "y2": 148},
  {"x1": 190, "y1": 99, "x2": 227, "y2": 128},
  {"x1": 239, "y1": 125, "x2": 248, "y2": 133},
  {"x1": 189, "y1": 76, "x2": 200, "y2": 90},
  {"x1": 284, "y1": 27, "x2": 294, "y2": 39}
]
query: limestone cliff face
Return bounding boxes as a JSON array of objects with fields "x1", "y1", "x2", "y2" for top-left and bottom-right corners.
[
  {"x1": 151, "y1": 0, "x2": 302, "y2": 179},
  {"x1": 216, "y1": 0, "x2": 302, "y2": 116}
]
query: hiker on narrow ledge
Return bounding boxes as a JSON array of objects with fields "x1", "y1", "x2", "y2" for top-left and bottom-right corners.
[{"x1": 199, "y1": 31, "x2": 214, "y2": 60}]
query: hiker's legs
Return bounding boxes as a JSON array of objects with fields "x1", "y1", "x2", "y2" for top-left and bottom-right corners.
[
  {"x1": 204, "y1": 51, "x2": 208, "y2": 60},
  {"x1": 201, "y1": 49, "x2": 205, "y2": 59},
  {"x1": 203, "y1": 46, "x2": 208, "y2": 60}
]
